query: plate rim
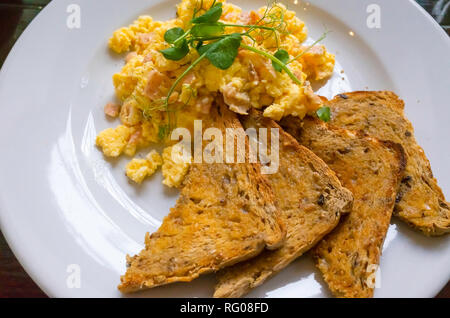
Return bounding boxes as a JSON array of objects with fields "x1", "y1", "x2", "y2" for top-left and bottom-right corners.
[{"x1": 0, "y1": 0, "x2": 449, "y2": 298}]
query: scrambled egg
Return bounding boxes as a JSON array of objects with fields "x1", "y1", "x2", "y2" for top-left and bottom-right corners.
[
  {"x1": 98, "y1": 0, "x2": 335, "y2": 185},
  {"x1": 126, "y1": 150, "x2": 163, "y2": 184},
  {"x1": 162, "y1": 145, "x2": 191, "y2": 188},
  {"x1": 96, "y1": 125, "x2": 132, "y2": 157}
]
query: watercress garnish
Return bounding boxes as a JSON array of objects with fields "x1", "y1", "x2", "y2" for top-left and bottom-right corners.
[
  {"x1": 191, "y1": 23, "x2": 225, "y2": 37},
  {"x1": 164, "y1": 27, "x2": 185, "y2": 44},
  {"x1": 153, "y1": 1, "x2": 329, "y2": 137},
  {"x1": 191, "y1": 2, "x2": 223, "y2": 24},
  {"x1": 160, "y1": 40, "x2": 189, "y2": 60},
  {"x1": 316, "y1": 106, "x2": 331, "y2": 122},
  {"x1": 198, "y1": 33, "x2": 242, "y2": 69},
  {"x1": 272, "y1": 49, "x2": 289, "y2": 72}
]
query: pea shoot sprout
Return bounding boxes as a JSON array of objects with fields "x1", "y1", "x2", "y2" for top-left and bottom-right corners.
[{"x1": 149, "y1": 0, "x2": 328, "y2": 136}]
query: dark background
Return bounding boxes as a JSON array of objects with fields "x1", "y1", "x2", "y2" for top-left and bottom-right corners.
[{"x1": 0, "y1": 0, "x2": 449, "y2": 298}]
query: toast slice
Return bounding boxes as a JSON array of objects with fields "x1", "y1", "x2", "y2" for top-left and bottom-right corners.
[
  {"x1": 326, "y1": 91, "x2": 450, "y2": 236},
  {"x1": 214, "y1": 110, "x2": 353, "y2": 298},
  {"x1": 281, "y1": 116, "x2": 405, "y2": 298},
  {"x1": 118, "y1": 103, "x2": 285, "y2": 293}
]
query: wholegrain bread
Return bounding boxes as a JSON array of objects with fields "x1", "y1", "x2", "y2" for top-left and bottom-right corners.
[
  {"x1": 214, "y1": 110, "x2": 353, "y2": 298},
  {"x1": 118, "y1": 103, "x2": 285, "y2": 293},
  {"x1": 326, "y1": 91, "x2": 450, "y2": 236},
  {"x1": 281, "y1": 116, "x2": 405, "y2": 298}
]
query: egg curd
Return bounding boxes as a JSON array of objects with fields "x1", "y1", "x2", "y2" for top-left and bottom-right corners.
[{"x1": 96, "y1": 0, "x2": 335, "y2": 185}]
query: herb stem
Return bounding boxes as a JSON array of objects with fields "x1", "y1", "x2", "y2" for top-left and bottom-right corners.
[
  {"x1": 223, "y1": 23, "x2": 277, "y2": 31},
  {"x1": 287, "y1": 31, "x2": 329, "y2": 64},
  {"x1": 164, "y1": 52, "x2": 208, "y2": 110},
  {"x1": 240, "y1": 44, "x2": 302, "y2": 85},
  {"x1": 162, "y1": 51, "x2": 206, "y2": 134},
  {"x1": 172, "y1": 29, "x2": 192, "y2": 46},
  {"x1": 191, "y1": 35, "x2": 228, "y2": 41}
]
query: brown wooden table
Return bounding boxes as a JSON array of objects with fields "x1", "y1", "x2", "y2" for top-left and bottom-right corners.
[{"x1": 0, "y1": 0, "x2": 449, "y2": 298}]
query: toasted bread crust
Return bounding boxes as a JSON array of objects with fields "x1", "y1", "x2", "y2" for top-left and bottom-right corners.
[
  {"x1": 214, "y1": 110, "x2": 353, "y2": 298},
  {"x1": 282, "y1": 116, "x2": 405, "y2": 298},
  {"x1": 118, "y1": 104, "x2": 285, "y2": 293},
  {"x1": 327, "y1": 91, "x2": 450, "y2": 236}
]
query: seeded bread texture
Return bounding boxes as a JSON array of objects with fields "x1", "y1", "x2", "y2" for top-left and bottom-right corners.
[
  {"x1": 213, "y1": 110, "x2": 353, "y2": 298},
  {"x1": 281, "y1": 116, "x2": 405, "y2": 298},
  {"x1": 327, "y1": 91, "x2": 449, "y2": 236},
  {"x1": 118, "y1": 103, "x2": 285, "y2": 293}
]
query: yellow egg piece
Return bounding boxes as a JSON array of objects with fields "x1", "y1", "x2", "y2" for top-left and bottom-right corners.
[
  {"x1": 162, "y1": 145, "x2": 191, "y2": 188},
  {"x1": 125, "y1": 150, "x2": 163, "y2": 184},
  {"x1": 96, "y1": 125, "x2": 132, "y2": 157}
]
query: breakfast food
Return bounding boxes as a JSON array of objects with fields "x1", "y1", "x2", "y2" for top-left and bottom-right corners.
[
  {"x1": 96, "y1": 0, "x2": 448, "y2": 299},
  {"x1": 161, "y1": 145, "x2": 192, "y2": 188},
  {"x1": 326, "y1": 91, "x2": 450, "y2": 236},
  {"x1": 118, "y1": 103, "x2": 285, "y2": 293},
  {"x1": 126, "y1": 150, "x2": 162, "y2": 184},
  {"x1": 96, "y1": 125, "x2": 137, "y2": 157},
  {"x1": 282, "y1": 116, "x2": 405, "y2": 297},
  {"x1": 97, "y1": 0, "x2": 335, "y2": 184},
  {"x1": 214, "y1": 110, "x2": 353, "y2": 298}
]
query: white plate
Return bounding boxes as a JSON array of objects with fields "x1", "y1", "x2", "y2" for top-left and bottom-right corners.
[{"x1": 0, "y1": 0, "x2": 449, "y2": 298}]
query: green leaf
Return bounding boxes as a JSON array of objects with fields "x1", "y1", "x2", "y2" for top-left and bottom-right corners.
[
  {"x1": 160, "y1": 40, "x2": 189, "y2": 61},
  {"x1": 316, "y1": 106, "x2": 331, "y2": 122},
  {"x1": 191, "y1": 23, "x2": 225, "y2": 37},
  {"x1": 191, "y1": 3, "x2": 223, "y2": 23},
  {"x1": 198, "y1": 33, "x2": 242, "y2": 70},
  {"x1": 164, "y1": 27, "x2": 185, "y2": 44},
  {"x1": 272, "y1": 49, "x2": 289, "y2": 72},
  {"x1": 197, "y1": 42, "x2": 214, "y2": 55}
]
